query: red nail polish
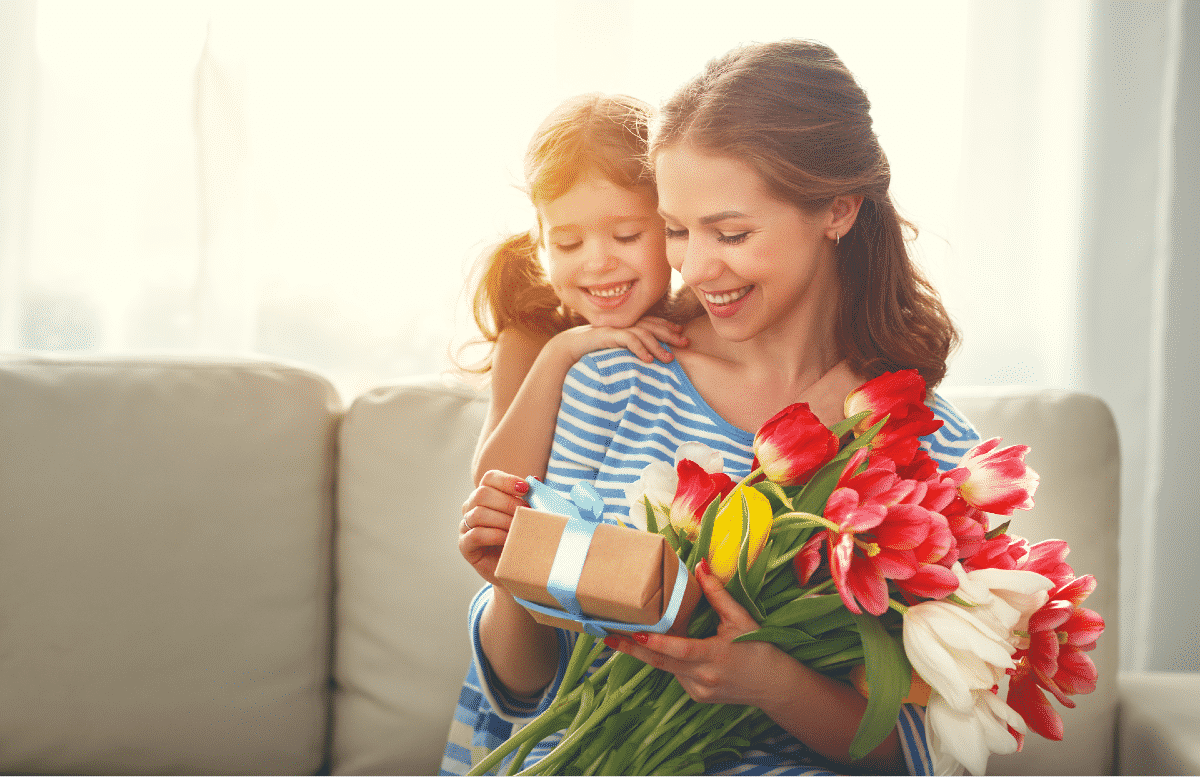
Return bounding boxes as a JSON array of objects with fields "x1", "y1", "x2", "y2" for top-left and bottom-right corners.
[
  {"x1": 603, "y1": 636, "x2": 621, "y2": 651},
  {"x1": 632, "y1": 632, "x2": 650, "y2": 645},
  {"x1": 697, "y1": 558, "x2": 711, "y2": 577},
  {"x1": 514, "y1": 479, "x2": 529, "y2": 494}
]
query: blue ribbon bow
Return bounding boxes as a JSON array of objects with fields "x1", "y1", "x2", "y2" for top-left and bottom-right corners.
[{"x1": 515, "y1": 477, "x2": 691, "y2": 638}]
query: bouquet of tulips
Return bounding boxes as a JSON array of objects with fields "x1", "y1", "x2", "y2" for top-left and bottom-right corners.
[{"x1": 468, "y1": 370, "x2": 1104, "y2": 776}]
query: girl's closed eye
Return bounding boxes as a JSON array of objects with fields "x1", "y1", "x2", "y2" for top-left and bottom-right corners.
[{"x1": 553, "y1": 240, "x2": 582, "y2": 252}]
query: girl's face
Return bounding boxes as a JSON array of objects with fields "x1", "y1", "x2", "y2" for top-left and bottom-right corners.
[
  {"x1": 540, "y1": 169, "x2": 672, "y2": 328},
  {"x1": 654, "y1": 144, "x2": 839, "y2": 345}
]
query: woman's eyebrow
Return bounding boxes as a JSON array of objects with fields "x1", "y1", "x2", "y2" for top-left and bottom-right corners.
[
  {"x1": 700, "y1": 211, "x2": 748, "y2": 225},
  {"x1": 658, "y1": 209, "x2": 750, "y2": 224}
]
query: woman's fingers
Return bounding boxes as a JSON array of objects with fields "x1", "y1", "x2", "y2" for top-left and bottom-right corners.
[{"x1": 695, "y1": 558, "x2": 759, "y2": 633}]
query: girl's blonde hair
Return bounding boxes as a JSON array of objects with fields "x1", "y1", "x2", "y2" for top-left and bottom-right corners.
[
  {"x1": 653, "y1": 39, "x2": 958, "y2": 388},
  {"x1": 461, "y1": 93, "x2": 663, "y2": 373}
]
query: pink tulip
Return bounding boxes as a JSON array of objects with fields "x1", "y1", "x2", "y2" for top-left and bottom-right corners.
[
  {"x1": 752, "y1": 402, "x2": 839, "y2": 486},
  {"x1": 956, "y1": 438, "x2": 1039, "y2": 515}
]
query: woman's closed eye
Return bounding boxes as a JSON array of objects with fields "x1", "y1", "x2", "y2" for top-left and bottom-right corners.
[
  {"x1": 614, "y1": 232, "x2": 643, "y2": 244},
  {"x1": 664, "y1": 226, "x2": 688, "y2": 240},
  {"x1": 717, "y1": 231, "x2": 750, "y2": 245}
]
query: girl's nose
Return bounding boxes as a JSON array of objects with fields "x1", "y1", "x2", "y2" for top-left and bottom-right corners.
[{"x1": 582, "y1": 239, "x2": 620, "y2": 274}]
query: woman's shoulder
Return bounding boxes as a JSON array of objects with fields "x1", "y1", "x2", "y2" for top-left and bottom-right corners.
[{"x1": 923, "y1": 391, "x2": 982, "y2": 469}]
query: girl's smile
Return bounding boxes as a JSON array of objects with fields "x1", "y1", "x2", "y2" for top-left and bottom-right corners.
[{"x1": 541, "y1": 169, "x2": 671, "y2": 328}]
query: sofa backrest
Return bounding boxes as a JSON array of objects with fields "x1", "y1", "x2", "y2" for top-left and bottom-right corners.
[
  {"x1": 0, "y1": 359, "x2": 1120, "y2": 776},
  {"x1": 0, "y1": 356, "x2": 341, "y2": 775}
]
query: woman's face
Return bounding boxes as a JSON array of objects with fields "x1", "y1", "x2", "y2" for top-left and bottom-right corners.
[
  {"x1": 540, "y1": 169, "x2": 671, "y2": 329},
  {"x1": 654, "y1": 144, "x2": 838, "y2": 344}
]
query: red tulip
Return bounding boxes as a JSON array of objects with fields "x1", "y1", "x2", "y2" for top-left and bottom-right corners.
[
  {"x1": 669, "y1": 459, "x2": 735, "y2": 540},
  {"x1": 843, "y1": 369, "x2": 943, "y2": 467},
  {"x1": 752, "y1": 402, "x2": 839, "y2": 486}
]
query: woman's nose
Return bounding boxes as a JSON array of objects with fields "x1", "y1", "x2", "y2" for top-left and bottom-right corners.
[{"x1": 678, "y1": 240, "x2": 720, "y2": 287}]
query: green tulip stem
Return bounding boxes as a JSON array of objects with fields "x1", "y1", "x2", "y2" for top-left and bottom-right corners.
[{"x1": 517, "y1": 663, "x2": 658, "y2": 776}]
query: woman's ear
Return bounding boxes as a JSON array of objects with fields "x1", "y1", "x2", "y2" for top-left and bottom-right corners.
[{"x1": 825, "y1": 194, "x2": 864, "y2": 242}]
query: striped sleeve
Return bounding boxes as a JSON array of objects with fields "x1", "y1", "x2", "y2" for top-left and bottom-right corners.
[{"x1": 923, "y1": 392, "x2": 981, "y2": 471}]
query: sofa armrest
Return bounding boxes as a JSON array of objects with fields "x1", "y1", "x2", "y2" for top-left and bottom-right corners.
[{"x1": 1118, "y1": 671, "x2": 1200, "y2": 775}]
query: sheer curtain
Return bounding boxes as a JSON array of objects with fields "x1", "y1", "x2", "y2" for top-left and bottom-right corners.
[{"x1": 1, "y1": 0, "x2": 1195, "y2": 671}]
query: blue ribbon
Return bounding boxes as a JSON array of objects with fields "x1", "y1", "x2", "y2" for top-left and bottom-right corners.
[{"x1": 515, "y1": 477, "x2": 691, "y2": 638}]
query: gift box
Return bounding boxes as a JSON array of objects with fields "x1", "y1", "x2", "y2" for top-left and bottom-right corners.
[{"x1": 495, "y1": 504, "x2": 701, "y2": 637}]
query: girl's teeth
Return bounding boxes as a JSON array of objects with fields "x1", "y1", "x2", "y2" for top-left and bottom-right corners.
[
  {"x1": 589, "y1": 282, "x2": 633, "y2": 298},
  {"x1": 704, "y1": 286, "x2": 753, "y2": 305}
]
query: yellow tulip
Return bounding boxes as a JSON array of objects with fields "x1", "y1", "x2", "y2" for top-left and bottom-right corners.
[{"x1": 707, "y1": 484, "x2": 773, "y2": 584}]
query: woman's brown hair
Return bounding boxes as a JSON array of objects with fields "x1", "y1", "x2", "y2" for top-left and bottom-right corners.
[
  {"x1": 651, "y1": 39, "x2": 958, "y2": 388},
  {"x1": 460, "y1": 93, "x2": 666, "y2": 373}
]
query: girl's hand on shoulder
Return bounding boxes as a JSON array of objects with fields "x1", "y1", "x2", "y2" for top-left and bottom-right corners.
[
  {"x1": 458, "y1": 470, "x2": 531, "y2": 586},
  {"x1": 602, "y1": 559, "x2": 788, "y2": 708},
  {"x1": 553, "y1": 316, "x2": 689, "y2": 364}
]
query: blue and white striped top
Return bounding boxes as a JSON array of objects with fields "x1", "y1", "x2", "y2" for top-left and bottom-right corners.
[
  {"x1": 546, "y1": 348, "x2": 980, "y2": 525},
  {"x1": 441, "y1": 348, "x2": 981, "y2": 776}
]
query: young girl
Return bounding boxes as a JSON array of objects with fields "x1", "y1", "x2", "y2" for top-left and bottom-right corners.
[
  {"x1": 453, "y1": 41, "x2": 982, "y2": 776},
  {"x1": 444, "y1": 93, "x2": 691, "y2": 774},
  {"x1": 461, "y1": 93, "x2": 689, "y2": 488}
]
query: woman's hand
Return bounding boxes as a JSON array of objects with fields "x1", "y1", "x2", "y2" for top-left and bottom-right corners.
[
  {"x1": 603, "y1": 559, "x2": 789, "y2": 707},
  {"x1": 458, "y1": 470, "x2": 530, "y2": 586},
  {"x1": 553, "y1": 316, "x2": 689, "y2": 365}
]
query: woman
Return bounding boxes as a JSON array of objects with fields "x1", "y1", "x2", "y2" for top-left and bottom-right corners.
[{"x1": 451, "y1": 39, "x2": 979, "y2": 775}]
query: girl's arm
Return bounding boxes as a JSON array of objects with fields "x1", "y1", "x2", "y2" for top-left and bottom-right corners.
[
  {"x1": 462, "y1": 320, "x2": 687, "y2": 699},
  {"x1": 605, "y1": 561, "x2": 907, "y2": 774},
  {"x1": 471, "y1": 318, "x2": 686, "y2": 485}
]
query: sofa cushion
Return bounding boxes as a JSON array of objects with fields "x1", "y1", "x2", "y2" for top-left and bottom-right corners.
[
  {"x1": 332, "y1": 377, "x2": 487, "y2": 776},
  {"x1": 0, "y1": 356, "x2": 340, "y2": 775}
]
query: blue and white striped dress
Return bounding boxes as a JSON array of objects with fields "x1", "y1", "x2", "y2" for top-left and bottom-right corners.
[{"x1": 442, "y1": 348, "x2": 980, "y2": 776}]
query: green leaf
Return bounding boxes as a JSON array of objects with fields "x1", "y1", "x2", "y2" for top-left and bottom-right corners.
[
  {"x1": 786, "y1": 632, "x2": 861, "y2": 661},
  {"x1": 733, "y1": 625, "x2": 817, "y2": 650},
  {"x1": 743, "y1": 536, "x2": 771, "y2": 600},
  {"x1": 807, "y1": 645, "x2": 865, "y2": 671},
  {"x1": 643, "y1": 497, "x2": 658, "y2": 535},
  {"x1": 760, "y1": 593, "x2": 845, "y2": 628},
  {"x1": 659, "y1": 519, "x2": 681, "y2": 554},
  {"x1": 985, "y1": 519, "x2": 1011, "y2": 539},
  {"x1": 692, "y1": 497, "x2": 720, "y2": 570},
  {"x1": 802, "y1": 608, "x2": 857, "y2": 635},
  {"x1": 754, "y1": 480, "x2": 792, "y2": 511},
  {"x1": 731, "y1": 494, "x2": 765, "y2": 622},
  {"x1": 827, "y1": 409, "x2": 872, "y2": 439},
  {"x1": 848, "y1": 612, "x2": 911, "y2": 762}
]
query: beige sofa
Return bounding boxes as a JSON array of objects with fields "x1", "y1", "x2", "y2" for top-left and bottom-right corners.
[{"x1": 0, "y1": 355, "x2": 1189, "y2": 775}]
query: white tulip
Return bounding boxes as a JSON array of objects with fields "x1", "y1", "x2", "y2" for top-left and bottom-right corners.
[
  {"x1": 927, "y1": 690, "x2": 1027, "y2": 776},
  {"x1": 674, "y1": 441, "x2": 725, "y2": 474},
  {"x1": 623, "y1": 460, "x2": 676, "y2": 531},
  {"x1": 904, "y1": 563, "x2": 1053, "y2": 775}
]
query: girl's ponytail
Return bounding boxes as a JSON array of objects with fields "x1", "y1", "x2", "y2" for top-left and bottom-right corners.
[{"x1": 460, "y1": 231, "x2": 581, "y2": 374}]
